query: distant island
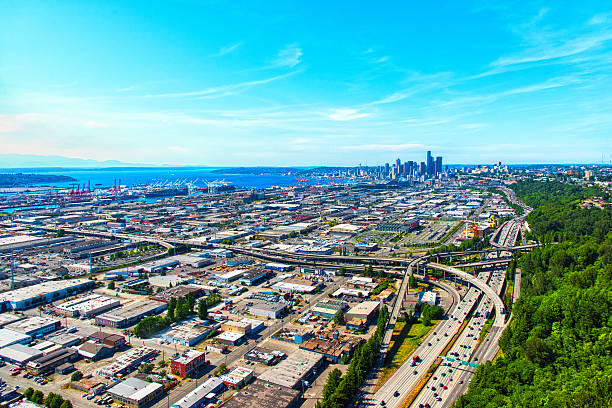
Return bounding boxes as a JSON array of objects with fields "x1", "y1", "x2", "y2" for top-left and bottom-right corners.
[{"x1": 0, "y1": 173, "x2": 76, "y2": 187}]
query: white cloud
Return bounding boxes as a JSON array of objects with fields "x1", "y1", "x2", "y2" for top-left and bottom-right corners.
[
  {"x1": 491, "y1": 31, "x2": 612, "y2": 67},
  {"x1": 218, "y1": 42, "x2": 242, "y2": 56},
  {"x1": 273, "y1": 44, "x2": 303, "y2": 68},
  {"x1": 143, "y1": 71, "x2": 299, "y2": 99},
  {"x1": 328, "y1": 109, "x2": 370, "y2": 121}
]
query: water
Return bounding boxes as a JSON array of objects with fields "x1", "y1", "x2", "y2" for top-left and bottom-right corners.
[{"x1": 1, "y1": 167, "x2": 303, "y2": 190}]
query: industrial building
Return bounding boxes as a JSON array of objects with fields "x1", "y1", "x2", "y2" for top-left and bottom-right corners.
[
  {"x1": 89, "y1": 331, "x2": 126, "y2": 349},
  {"x1": 0, "y1": 343, "x2": 42, "y2": 366},
  {"x1": 75, "y1": 341, "x2": 114, "y2": 360},
  {"x1": 25, "y1": 348, "x2": 79, "y2": 375},
  {"x1": 258, "y1": 349, "x2": 324, "y2": 389},
  {"x1": 107, "y1": 377, "x2": 164, "y2": 408},
  {"x1": 299, "y1": 330, "x2": 364, "y2": 363},
  {"x1": 244, "y1": 348, "x2": 282, "y2": 365},
  {"x1": 221, "y1": 320, "x2": 251, "y2": 335},
  {"x1": 170, "y1": 349, "x2": 207, "y2": 377},
  {"x1": 150, "y1": 284, "x2": 203, "y2": 303},
  {"x1": 0, "y1": 328, "x2": 31, "y2": 348},
  {"x1": 248, "y1": 301, "x2": 287, "y2": 319},
  {"x1": 419, "y1": 291, "x2": 438, "y2": 306},
  {"x1": 220, "y1": 379, "x2": 300, "y2": 408},
  {"x1": 148, "y1": 275, "x2": 195, "y2": 288},
  {"x1": 238, "y1": 269, "x2": 270, "y2": 286},
  {"x1": 215, "y1": 331, "x2": 245, "y2": 346},
  {"x1": 95, "y1": 300, "x2": 166, "y2": 328},
  {"x1": 0, "y1": 279, "x2": 94, "y2": 310},
  {"x1": 97, "y1": 346, "x2": 157, "y2": 377},
  {"x1": 54, "y1": 294, "x2": 120, "y2": 318},
  {"x1": 345, "y1": 301, "x2": 380, "y2": 323},
  {"x1": 139, "y1": 258, "x2": 180, "y2": 273},
  {"x1": 4, "y1": 316, "x2": 61, "y2": 338},
  {"x1": 213, "y1": 269, "x2": 246, "y2": 282},
  {"x1": 310, "y1": 300, "x2": 348, "y2": 319},
  {"x1": 170, "y1": 377, "x2": 225, "y2": 408},
  {"x1": 160, "y1": 321, "x2": 213, "y2": 346}
]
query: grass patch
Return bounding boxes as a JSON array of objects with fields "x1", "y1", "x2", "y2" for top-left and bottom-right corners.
[
  {"x1": 479, "y1": 316, "x2": 494, "y2": 341},
  {"x1": 375, "y1": 319, "x2": 439, "y2": 390}
]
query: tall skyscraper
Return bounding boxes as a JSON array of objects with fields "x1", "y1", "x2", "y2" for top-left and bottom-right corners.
[
  {"x1": 427, "y1": 151, "x2": 434, "y2": 177},
  {"x1": 436, "y1": 156, "x2": 443, "y2": 174}
]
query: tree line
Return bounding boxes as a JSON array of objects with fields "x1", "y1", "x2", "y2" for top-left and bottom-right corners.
[
  {"x1": 316, "y1": 305, "x2": 389, "y2": 408},
  {"x1": 454, "y1": 180, "x2": 612, "y2": 408}
]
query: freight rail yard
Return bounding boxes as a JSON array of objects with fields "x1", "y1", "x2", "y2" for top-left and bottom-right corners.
[{"x1": 0, "y1": 177, "x2": 533, "y2": 408}]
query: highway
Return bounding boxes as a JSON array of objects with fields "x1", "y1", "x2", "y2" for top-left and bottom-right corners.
[
  {"x1": 362, "y1": 278, "x2": 484, "y2": 408},
  {"x1": 411, "y1": 266, "x2": 506, "y2": 408}
]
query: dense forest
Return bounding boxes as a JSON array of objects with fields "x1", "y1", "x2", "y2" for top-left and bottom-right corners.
[{"x1": 453, "y1": 181, "x2": 611, "y2": 408}]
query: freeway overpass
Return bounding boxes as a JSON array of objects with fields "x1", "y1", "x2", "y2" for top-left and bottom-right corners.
[{"x1": 427, "y1": 262, "x2": 507, "y2": 329}]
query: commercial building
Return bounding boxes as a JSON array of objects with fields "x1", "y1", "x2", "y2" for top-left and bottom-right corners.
[
  {"x1": 220, "y1": 379, "x2": 300, "y2": 408},
  {"x1": 220, "y1": 366, "x2": 253, "y2": 388},
  {"x1": 5, "y1": 316, "x2": 61, "y2": 338},
  {"x1": 170, "y1": 377, "x2": 225, "y2": 408},
  {"x1": 248, "y1": 301, "x2": 287, "y2": 319},
  {"x1": 107, "y1": 377, "x2": 164, "y2": 408},
  {"x1": 0, "y1": 279, "x2": 94, "y2": 310},
  {"x1": 170, "y1": 349, "x2": 207, "y2": 377},
  {"x1": 54, "y1": 294, "x2": 120, "y2": 318},
  {"x1": 258, "y1": 349, "x2": 324, "y2": 389},
  {"x1": 375, "y1": 219, "x2": 419, "y2": 232},
  {"x1": 95, "y1": 300, "x2": 166, "y2": 328}
]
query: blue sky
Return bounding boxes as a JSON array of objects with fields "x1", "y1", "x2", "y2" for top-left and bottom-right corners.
[{"x1": 0, "y1": 0, "x2": 610, "y2": 166}]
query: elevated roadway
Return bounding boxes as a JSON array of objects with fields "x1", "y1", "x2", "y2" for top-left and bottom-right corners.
[{"x1": 426, "y1": 262, "x2": 506, "y2": 329}]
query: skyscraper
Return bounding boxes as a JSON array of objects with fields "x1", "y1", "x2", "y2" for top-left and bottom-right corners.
[
  {"x1": 427, "y1": 151, "x2": 435, "y2": 177},
  {"x1": 436, "y1": 156, "x2": 443, "y2": 175}
]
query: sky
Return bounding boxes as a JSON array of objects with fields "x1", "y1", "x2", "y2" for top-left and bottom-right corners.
[{"x1": 0, "y1": 0, "x2": 611, "y2": 166}]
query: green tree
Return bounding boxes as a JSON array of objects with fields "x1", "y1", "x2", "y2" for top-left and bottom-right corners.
[
  {"x1": 198, "y1": 298, "x2": 208, "y2": 320},
  {"x1": 56, "y1": 228, "x2": 65, "y2": 237},
  {"x1": 333, "y1": 310, "x2": 345, "y2": 326},
  {"x1": 107, "y1": 281, "x2": 115, "y2": 290},
  {"x1": 32, "y1": 390, "x2": 44, "y2": 404},
  {"x1": 167, "y1": 297, "x2": 176, "y2": 321},
  {"x1": 23, "y1": 387, "x2": 34, "y2": 400},
  {"x1": 70, "y1": 370, "x2": 83, "y2": 382},
  {"x1": 60, "y1": 400, "x2": 73, "y2": 408}
]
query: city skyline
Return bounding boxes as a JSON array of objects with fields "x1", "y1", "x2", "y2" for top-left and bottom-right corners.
[{"x1": 1, "y1": 1, "x2": 611, "y2": 166}]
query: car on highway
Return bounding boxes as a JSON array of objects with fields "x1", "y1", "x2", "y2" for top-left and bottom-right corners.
[{"x1": 394, "y1": 391, "x2": 400, "y2": 397}]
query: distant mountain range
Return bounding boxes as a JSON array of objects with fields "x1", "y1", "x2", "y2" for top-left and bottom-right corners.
[{"x1": 0, "y1": 154, "x2": 147, "y2": 168}]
